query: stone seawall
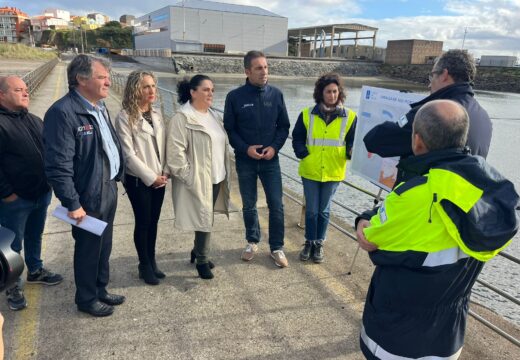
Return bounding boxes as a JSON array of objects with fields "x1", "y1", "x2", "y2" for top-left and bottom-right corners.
[
  {"x1": 379, "y1": 64, "x2": 520, "y2": 93},
  {"x1": 130, "y1": 55, "x2": 519, "y2": 93},
  {"x1": 132, "y1": 54, "x2": 381, "y2": 77}
]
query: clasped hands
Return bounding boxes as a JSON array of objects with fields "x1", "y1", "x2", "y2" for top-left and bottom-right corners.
[{"x1": 247, "y1": 145, "x2": 276, "y2": 160}]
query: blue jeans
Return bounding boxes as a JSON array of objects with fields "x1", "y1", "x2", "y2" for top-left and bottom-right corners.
[
  {"x1": 235, "y1": 156, "x2": 284, "y2": 251},
  {"x1": 302, "y1": 178, "x2": 339, "y2": 242},
  {"x1": 0, "y1": 190, "x2": 52, "y2": 273}
]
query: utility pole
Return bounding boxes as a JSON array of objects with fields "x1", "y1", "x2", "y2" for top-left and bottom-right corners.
[
  {"x1": 182, "y1": 0, "x2": 186, "y2": 41},
  {"x1": 461, "y1": 27, "x2": 468, "y2": 49}
]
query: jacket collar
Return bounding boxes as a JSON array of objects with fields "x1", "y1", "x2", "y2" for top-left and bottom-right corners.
[
  {"x1": 310, "y1": 103, "x2": 347, "y2": 118},
  {"x1": 0, "y1": 105, "x2": 29, "y2": 117},
  {"x1": 411, "y1": 83, "x2": 474, "y2": 108},
  {"x1": 245, "y1": 78, "x2": 267, "y2": 92},
  {"x1": 179, "y1": 102, "x2": 220, "y2": 127},
  {"x1": 397, "y1": 148, "x2": 469, "y2": 177}
]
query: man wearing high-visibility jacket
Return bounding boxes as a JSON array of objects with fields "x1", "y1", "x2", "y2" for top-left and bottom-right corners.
[{"x1": 355, "y1": 99, "x2": 519, "y2": 360}]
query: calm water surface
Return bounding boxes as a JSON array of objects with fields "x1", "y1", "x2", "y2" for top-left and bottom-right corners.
[{"x1": 159, "y1": 76, "x2": 520, "y2": 326}]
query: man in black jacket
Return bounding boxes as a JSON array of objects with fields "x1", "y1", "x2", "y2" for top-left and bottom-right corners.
[
  {"x1": 224, "y1": 50, "x2": 291, "y2": 268},
  {"x1": 0, "y1": 76, "x2": 63, "y2": 311},
  {"x1": 364, "y1": 49, "x2": 492, "y2": 186},
  {"x1": 44, "y1": 55, "x2": 125, "y2": 317}
]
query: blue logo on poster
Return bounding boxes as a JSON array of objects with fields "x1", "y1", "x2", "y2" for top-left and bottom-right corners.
[{"x1": 366, "y1": 90, "x2": 371, "y2": 99}]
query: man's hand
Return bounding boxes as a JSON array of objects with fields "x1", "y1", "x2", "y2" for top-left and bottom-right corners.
[
  {"x1": 356, "y1": 219, "x2": 378, "y2": 252},
  {"x1": 152, "y1": 175, "x2": 168, "y2": 189},
  {"x1": 261, "y1": 146, "x2": 276, "y2": 160},
  {"x1": 247, "y1": 145, "x2": 264, "y2": 160},
  {"x1": 2, "y1": 193, "x2": 18, "y2": 203},
  {"x1": 68, "y1": 206, "x2": 87, "y2": 225}
]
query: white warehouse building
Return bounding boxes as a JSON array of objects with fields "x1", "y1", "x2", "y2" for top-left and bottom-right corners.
[{"x1": 133, "y1": 0, "x2": 288, "y2": 55}]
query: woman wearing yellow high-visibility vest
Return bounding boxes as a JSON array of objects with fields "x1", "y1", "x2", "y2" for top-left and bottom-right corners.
[{"x1": 292, "y1": 73, "x2": 357, "y2": 263}]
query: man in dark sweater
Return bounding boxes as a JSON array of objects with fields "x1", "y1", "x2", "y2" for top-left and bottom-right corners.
[
  {"x1": 224, "y1": 50, "x2": 291, "y2": 268},
  {"x1": 0, "y1": 76, "x2": 63, "y2": 311},
  {"x1": 364, "y1": 50, "x2": 492, "y2": 186}
]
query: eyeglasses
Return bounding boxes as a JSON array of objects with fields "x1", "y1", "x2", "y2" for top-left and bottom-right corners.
[{"x1": 428, "y1": 70, "x2": 442, "y2": 82}]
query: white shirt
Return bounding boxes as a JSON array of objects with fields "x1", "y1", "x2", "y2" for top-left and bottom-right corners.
[{"x1": 189, "y1": 103, "x2": 227, "y2": 184}]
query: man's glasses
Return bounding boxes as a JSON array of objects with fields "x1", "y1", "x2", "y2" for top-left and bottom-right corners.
[{"x1": 428, "y1": 70, "x2": 442, "y2": 82}]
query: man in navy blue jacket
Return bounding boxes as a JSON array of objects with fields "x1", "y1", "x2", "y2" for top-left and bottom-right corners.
[
  {"x1": 224, "y1": 50, "x2": 291, "y2": 268},
  {"x1": 364, "y1": 50, "x2": 492, "y2": 186},
  {"x1": 44, "y1": 55, "x2": 125, "y2": 317}
]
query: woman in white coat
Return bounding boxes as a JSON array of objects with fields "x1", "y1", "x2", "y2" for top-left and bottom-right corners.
[
  {"x1": 166, "y1": 75, "x2": 230, "y2": 279},
  {"x1": 115, "y1": 70, "x2": 168, "y2": 285}
]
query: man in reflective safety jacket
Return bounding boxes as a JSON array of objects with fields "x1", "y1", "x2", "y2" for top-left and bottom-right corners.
[{"x1": 355, "y1": 99, "x2": 519, "y2": 360}]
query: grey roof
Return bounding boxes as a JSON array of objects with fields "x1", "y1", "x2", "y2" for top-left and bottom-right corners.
[{"x1": 173, "y1": 0, "x2": 284, "y2": 18}]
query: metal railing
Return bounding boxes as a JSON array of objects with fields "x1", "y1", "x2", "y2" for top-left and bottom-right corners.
[
  {"x1": 110, "y1": 70, "x2": 520, "y2": 347},
  {"x1": 22, "y1": 57, "x2": 59, "y2": 95}
]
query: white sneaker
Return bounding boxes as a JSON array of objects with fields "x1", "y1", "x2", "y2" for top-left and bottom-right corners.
[
  {"x1": 271, "y1": 250, "x2": 289, "y2": 268},
  {"x1": 241, "y1": 242, "x2": 258, "y2": 261}
]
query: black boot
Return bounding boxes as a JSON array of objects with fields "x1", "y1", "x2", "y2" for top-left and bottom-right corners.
[
  {"x1": 190, "y1": 249, "x2": 215, "y2": 269},
  {"x1": 151, "y1": 259, "x2": 166, "y2": 279},
  {"x1": 196, "y1": 263, "x2": 214, "y2": 280},
  {"x1": 299, "y1": 241, "x2": 313, "y2": 261},
  {"x1": 312, "y1": 242, "x2": 324, "y2": 263},
  {"x1": 138, "y1": 263, "x2": 159, "y2": 285}
]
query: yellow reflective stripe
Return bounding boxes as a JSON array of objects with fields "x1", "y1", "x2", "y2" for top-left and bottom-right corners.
[
  {"x1": 422, "y1": 247, "x2": 469, "y2": 267},
  {"x1": 307, "y1": 138, "x2": 346, "y2": 146},
  {"x1": 361, "y1": 325, "x2": 463, "y2": 360}
]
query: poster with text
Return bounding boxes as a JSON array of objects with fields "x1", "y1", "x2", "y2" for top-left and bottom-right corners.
[{"x1": 350, "y1": 86, "x2": 425, "y2": 191}]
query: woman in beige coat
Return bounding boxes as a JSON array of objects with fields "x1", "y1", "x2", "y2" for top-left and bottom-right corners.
[
  {"x1": 115, "y1": 70, "x2": 168, "y2": 285},
  {"x1": 166, "y1": 75, "x2": 230, "y2": 279}
]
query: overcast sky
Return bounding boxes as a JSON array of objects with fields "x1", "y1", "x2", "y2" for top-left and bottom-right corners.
[{"x1": 4, "y1": 0, "x2": 520, "y2": 57}]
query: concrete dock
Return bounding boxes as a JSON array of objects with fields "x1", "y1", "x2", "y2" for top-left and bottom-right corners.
[{"x1": 0, "y1": 59, "x2": 518, "y2": 359}]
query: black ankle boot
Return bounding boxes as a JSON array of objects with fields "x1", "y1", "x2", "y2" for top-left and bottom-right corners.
[
  {"x1": 138, "y1": 263, "x2": 159, "y2": 285},
  {"x1": 191, "y1": 250, "x2": 215, "y2": 269},
  {"x1": 151, "y1": 260, "x2": 166, "y2": 279},
  {"x1": 299, "y1": 241, "x2": 313, "y2": 261},
  {"x1": 196, "y1": 263, "x2": 214, "y2": 280}
]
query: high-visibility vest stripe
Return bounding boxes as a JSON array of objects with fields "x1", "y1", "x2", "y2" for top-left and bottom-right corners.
[{"x1": 422, "y1": 247, "x2": 469, "y2": 267}]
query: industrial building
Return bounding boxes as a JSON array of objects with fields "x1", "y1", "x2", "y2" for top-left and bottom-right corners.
[
  {"x1": 385, "y1": 39, "x2": 443, "y2": 65},
  {"x1": 288, "y1": 23, "x2": 379, "y2": 60},
  {"x1": 133, "y1": 0, "x2": 288, "y2": 55},
  {"x1": 480, "y1": 55, "x2": 518, "y2": 67}
]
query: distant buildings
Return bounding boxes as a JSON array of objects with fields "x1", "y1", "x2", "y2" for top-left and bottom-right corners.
[
  {"x1": 0, "y1": 7, "x2": 29, "y2": 43},
  {"x1": 120, "y1": 15, "x2": 135, "y2": 27},
  {"x1": 480, "y1": 55, "x2": 517, "y2": 67},
  {"x1": 385, "y1": 39, "x2": 443, "y2": 65},
  {"x1": 133, "y1": 0, "x2": 288, "y2": 55},
  {"x1": 87, "y1": 13, "x2": 109, "y2": 26}
]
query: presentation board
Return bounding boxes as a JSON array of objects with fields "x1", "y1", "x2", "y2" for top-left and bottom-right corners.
[{"x1": 350, "y1": 86, "x2": 425, "y2": 191}]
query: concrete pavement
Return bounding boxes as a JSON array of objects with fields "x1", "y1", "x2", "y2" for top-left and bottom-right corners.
[{"x1": 0, "y1": 60, "x2": 518, "y2": 360}]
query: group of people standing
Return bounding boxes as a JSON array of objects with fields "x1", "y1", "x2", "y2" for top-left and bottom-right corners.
[
  {"x1": 1, "y1": 47, "x2": 518, "y2": 360},
  {"x1": 0, "y1": 50, "x2": 355, "y2": 318}
]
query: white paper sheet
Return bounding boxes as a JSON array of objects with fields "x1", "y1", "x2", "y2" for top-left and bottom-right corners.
[{"x1": 51, "y1": 205, "x2": 108, "y2": 236}]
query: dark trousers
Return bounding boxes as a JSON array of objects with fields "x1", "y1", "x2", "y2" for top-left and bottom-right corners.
[
  {"x1": 0, "y1": 190, "x2": 51, "y2": 274},
  {"x1": 193, "y1": 183, "x2": 221, "y2": 264},
  {"x1": 235, "y1": 156, "x2": 284, "y2": 251},
  {"x1": 72, "y1": 180, "x2": 117, "y2": 307},
  {"x1": 124, "y1": 174, "x2": 165, "y2": 266}
]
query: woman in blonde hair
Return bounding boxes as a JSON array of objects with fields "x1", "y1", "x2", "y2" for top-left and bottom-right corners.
[{"x1": 115, "y1": 70, "x2": 168, "y2": 285}]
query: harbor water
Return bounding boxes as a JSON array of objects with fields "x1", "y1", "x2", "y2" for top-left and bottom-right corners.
[{"x1": 158, "y1": 76, "x2": 520, "y2": 327}]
